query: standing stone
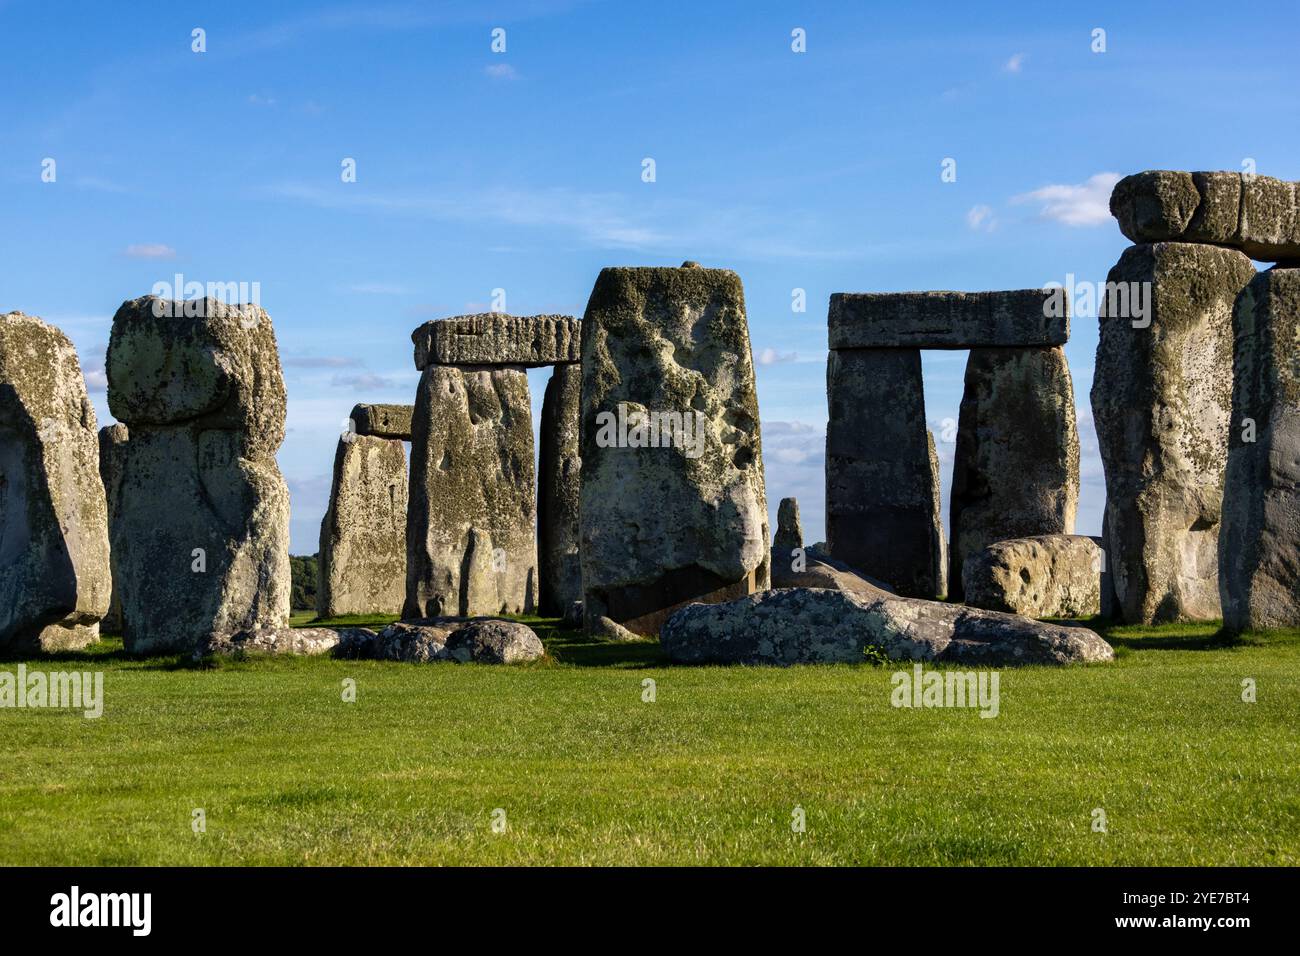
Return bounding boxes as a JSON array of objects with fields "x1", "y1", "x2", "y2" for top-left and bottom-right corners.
[
  {"x1": 538, "y1": 363, "x2": 582, "y2": 616},
  {"x1": 948, "y1": 347, "x2": 1080, "y2": 599},
  {"x1": 0, "y1": 312, "x2": 112, "y2": 652},
  {"x1": 774, "y1": 497, "x2": 802, "y2": 552},
  {"x1": 1092, "y1": 243, "x2": 1256, "y2": 623},
  {"x1": 405, "y1": 364, "x2": 536, "y2": 618},
  {"x1": 579, "y1": 263, "x2": 769, "y2": 636},
  {"x1": 317, "y1": 434, "x2": 408, "y2": 618},
  {"x1": 1220, "y1": 267, "x2": 1300, "y2": 630},
  {"x1": 106, "y1": 297, "x2": 290, "y2": 654},
  {"x1": 98, "y1": 423, "x2": 129, "y2": 634},
  {"x1": 826, "y1": 348, "x2": 945, "y2": 597}
]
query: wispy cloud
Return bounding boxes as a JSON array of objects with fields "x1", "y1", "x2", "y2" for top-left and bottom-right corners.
[
  {"x1": 1011, "y1": 172, "x2": 1121, "y2": 227},
  {"x1": 284, "y1": 354, "x2": 364, "y2": 369},
  {"x1": 966, "y1": 204, "x2": 996, "y2": 232},
  {"x1": 331, "y1": 372, "x2": 404, "y2": 391},
  {"x1": 757, "y1": 347, "x2": 798, "y2": 366},
  {"x1": 123, "y1": 243, "x2": 176, "y2": 259},
  {"x1": 1003, "y1": 53, "x2": 1026, "y2": 73},
  {"x1": 485, "y1": 63, "x2": 518, "y2": 80}
]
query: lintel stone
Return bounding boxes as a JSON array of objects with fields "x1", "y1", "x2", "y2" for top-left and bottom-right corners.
[
  {"x1": 412, "y1": 312, "x2": 580, "y2": 369},
  {"x1": 828, "y1": 290, "x2": 1069, "y2": 349}
]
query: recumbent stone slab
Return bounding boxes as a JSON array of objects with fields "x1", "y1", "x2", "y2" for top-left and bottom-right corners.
[
  {"x1": 579, "y1": 263, "x2": 769, "y2": 636},
  {"x1": 828, "y1": 289, "x2": 1068, "y2": 350},
  {"x1": 0, "y1": 312, "x2": 112, "y2": 652},
  {"x1": 412, "y1": 313, "x2": 580, "y2": 369},
  {"x1": 1219, "y1": 267, "x2": 1300, "y2": 630}
]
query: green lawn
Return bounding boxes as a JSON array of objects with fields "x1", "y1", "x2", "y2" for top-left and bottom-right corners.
[{"x1": 1, "y1": 615, "x2": 1296, "y2": 865}]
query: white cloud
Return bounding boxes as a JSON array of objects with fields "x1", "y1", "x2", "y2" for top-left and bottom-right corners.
[
  {"x1": 247, "y1": 92, "x2": 278, "y2": 107},
  {"x1": 966, "y1": 204, "x2": 996, "y2": 232},
  {"x1": 1011, "y1": 172, "x2": 1121, "y2": 227},
  {"x1": 123, "y1": 243, "x2": 176, "y2": 259},
  {"x1": 484, "y1": 63, "x2": 518, "y2": 80},
  {"x1": 283, "y1": 354, "x2": 363, "y2": 369},
  {"x1": 1003, "y1": 53, "x2": 1026, "y2": 73},
  {"x1": 758, "y1": 347, "x2": 798, "y2": 366}
]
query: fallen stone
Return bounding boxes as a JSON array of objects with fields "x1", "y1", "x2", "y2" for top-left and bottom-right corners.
[
  {"x1": 350, "y1": 403, "x2": 414, "y2": 440},
  {"x1": 662, "y1": 586, "x2": 1114, "y2": 666},
  {"x1": 1220, "y1": 267, "x2": 1300, "y2": 630},
  {"x1": 586, "y1": 614, "x2": 642, "y2": 641},
  {"x1": 317, "y1": 434, "x2": 407, "y2": 617},
  {"x1": 373, "y1": 621, "x2": 458, "y2": 662},
  {"x1": 826, "y1": 348, "x2": 946, "y2": 597},
  {"x1": 333, "y1": 627, "x2": 379, "y2": 659},
  {"x1": 106, "y1": 297, "x2": 291, "y2": 653},
  {"x1": 412, "y1": 313, "x2": 580, "y2": 369},
  {"x1": 962, "y1": 534, "x2": 1103, "y2": 618},
  {"x1": 828, "y1": 289, "x2": 1069, "y2": 349},
  {"x1": 1091, "y1": 244, "x2": 1256, "y2": 623},
  {"x1": 1110, "y1": 170, "x2": 1300, "y2": 262},
  {"x1": 0, "y1": 312, "x2": 112, "y2": 653},
  {"x1": 197, "y1": 626, "x2": 343, "y2": 659},
  {"x1": 405, "y1": 364, "x2": 536, "y2": 618},
  {"x1": 948, "y1": 346, "x2": 1080, "y2": 598},
  {"x1": 367, "y1": 618, "x2": 543, "y2": 663},
  {"x1": 771, "y1": 548, "x2": 893, "y2": 597},
  {"x1": 579, "y1": 264, "x2": 769, "y2": 635},
  {"x1": 97, "y1": 423, "x2": 129, "y2": 635},
  {"x1": 538, "y1": 363, "x2": 582, "y2": 616}
]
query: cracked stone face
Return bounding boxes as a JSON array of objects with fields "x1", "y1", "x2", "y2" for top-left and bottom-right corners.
[{"x1": 578, "y1": 264, "x2": 769, "y2": 636}]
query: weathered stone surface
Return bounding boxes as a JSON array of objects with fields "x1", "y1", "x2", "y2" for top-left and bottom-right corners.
[
  {"x1": 586, "y1": 614, "x2": 641, "y2": 641},
  {"x1": 106, "y1": 297, "x2": 291, "y2": 653},
  {"x1": 826, "y1": 348, "x2": 946, "y2": 597},
  {"x1": 350, "y1": 403, "x2": 413, "y2": 440},
  {"x1": 1220, "y1": 267, "x2": 1300, "y2": 630},
  {"x1": 366, "y1": 618, "x2": 543, "y2": 663},
  {"x1": 948, "y1": 347, "x2": 1080, "y2": 599},
  {"x1": 771, "y1": 546, "x2": 893, "y2": 597},
  {"x1": 962, "y1": 534, "x2": 1103, "y2": 618},
  {"x1": 97, "y1": 423, "x2": 129, "y2": 634},
  {"x1": 0, "y1": 312, "x2": 112, "y2": 652},
  {"x1": 773, "y1": 497, "x2": 802, "y2": 553},
  {"x1": 404, "y1": 364, "x2": 536, "y2": 618},
  {"x1": 579, "y1": 264, "x2": 769, "y2": 636},
  {"x1": 197, "y1": 626, "x2": 342, "y2": 659},
  {"x1": 538, "y1": 363, "x2": 582, "y2": 616},
  {"x1": 412, "y1": 313, "x2": 580, "y2": 369},
  {"x1": 1111, "y1": 170, "x2": 1300, "y2": 262},
  {"x1": 317, "y1": 434, "x2": 407, "y2": 617},
  {"x1": 828, "y1": 290, "x2": 1068, "y2": 350},
  {"x1": 1092, "y1": 244, "x2": 1256, "y2": 623},
  {"x1": 662, "y1": 586, "x2": 1114, "y2": 666}
]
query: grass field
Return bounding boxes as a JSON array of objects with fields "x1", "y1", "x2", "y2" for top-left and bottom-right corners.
[{"x1": 1, "y1": 615, "x2": 1297, "y2": 866}]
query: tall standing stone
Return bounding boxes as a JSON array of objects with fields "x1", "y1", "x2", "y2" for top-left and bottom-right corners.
[
  {"x1": 579, "y1": 263, "x2": 769, "y2": 635},
  {"x1": 948, "y1": 346, "x2": 1080, "y2": 599},
  {"x1": 1220, "y1": 267, "x2": 1300, "y2": 630},
  {"x1": 1092, "y1": 243, "x2": 1256, "y2": 623},
  {"x1": 98, "y1": 423, "x2": 129, "y2": 634},
  {"x1": 317, "y1": 434, "x2": 408, "y2": 618},
  {"x1": 538, "y1": 363, "x2": 582, "y2": 617},
  {"x1": 106, "y1": 297, "x2": 291, "y2": 653},
  {"x1": 404, "y1": 364, "x2": 536, "y2": 618},
  {"x1": 825, "y1": 348, "x2": 946, "y2": 597},
  {"x1": 0, "y1": 312, "x2": 112, "y2": 652}
]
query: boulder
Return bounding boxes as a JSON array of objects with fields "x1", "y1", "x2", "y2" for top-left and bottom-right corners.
[
  {"x1": 538, "y1": 363, "x2": 582, "y2": 616},
  {"x1": 197, "y1": 626, "x2": 343, "y2": 659},
  {"x1": 368, "y1": 618, "x2": 543, "y2": 663},
  {"x1": 0, "y1": 312, "x2": 112, "y2": 652},
  {"x1": 579, "y1": 263, "x2": 769, "y2": 635},
  {"x1": 317, "y1": 434, "x2": 407, "y2": 617},
  {"x1": 662, "y1": 586, "x2": 1114, "y2": 666},
  {"x1": 105, "y1": 297, "x2": 291, "y2": 654},
  {"x1": 1092, "y1": 244, "x2": 1256, "y2": 622},
  {"x1": 826, "y1": 348, "x2": 946, "y2": 597},
  {"x1": 948, "y1": 347, "x2": 1079, "y2": 598},
  {"x1": 828, "y1": 289, "x2": 1068, "y2": 349},
  {"x1": 97, "y1": 423, "x2": 129, "y2": 634},
  {"x1": 1220, "y1": 267, "x2": 1300, "y2": 630},
  {"x1": 1110, "y1": 170, "x2": 1300, "y2": 262},
  {"x1": 404, "y1": 364, "x2": 536, "y2": 618},
  {"x1": 962, "y1": 534, "x2": 1103, "y2": 618},
  {"x1": 350, "y1": 403, "x2": 414, "y2": 440},
  {"x1": 412, "y1": 313, "x2": 580, "y2": 369}
]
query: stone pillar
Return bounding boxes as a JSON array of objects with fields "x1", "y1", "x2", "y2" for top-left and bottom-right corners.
[
  {"x1": 97, "y1": 423, "x2": 129, "y2": 635},
  {"x1": 538, "y1": 363, "x2": 582, "y2": 617},
  {"x1": 318, "y1": 433, "x2": 408, "y2": 618},
  {"x1": 404, "y1": 365, "x2": 536, "y2": 618},
  {"x1": 0, "y1": 312, "x2": 112, "y2": 653},
  {"x1": 1220, "y1": 267, "x2": 1300, "y2": 630},
  {"x1": 948, "y1": 346, "x2": 1079, "y2": 599},
  {"x1": 105, "y1": 297, "x2": 290, "y2": 654},
  {"x1": 826, "y1": 348, "x2": 946, "y2": 597},
  {"x1": 579, "y1": 263, "x2": 769, "y2": 636},
  {"x1": 1091, "y1": 243, "x2": 1256, "y2": 623}
]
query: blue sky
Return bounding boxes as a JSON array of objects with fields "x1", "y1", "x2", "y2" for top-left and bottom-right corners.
[{"x1": 2, "y1": 0, "x2": 1296, "y2": 553}]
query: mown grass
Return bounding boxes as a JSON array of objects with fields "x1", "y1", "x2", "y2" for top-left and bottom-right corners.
[{"x1": 0, "y1": 617, "x2": 1296, "y2": 865}]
